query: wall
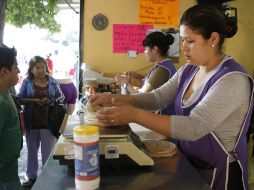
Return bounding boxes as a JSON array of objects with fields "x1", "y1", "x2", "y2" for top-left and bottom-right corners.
[
  {"x1": 225, "y1": 0, "x2": 254, "y2": 74},
  {"x1": 82, "y1": 0, "x2": 254, "y2": 76}
]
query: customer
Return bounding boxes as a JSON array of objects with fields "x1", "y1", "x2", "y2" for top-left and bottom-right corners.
[
  {"x1": 90, "y1": 5, "x2": 253, "y2": 190},
  {"x1": 0, "y1": 46, "x2": 22, "y2": 190},
  {"x1": 18, "y1": 56, "x2": 64, "y2": 186},
  {"x1": 115, "y1": 31, "x2": 176, "y2": 114}
]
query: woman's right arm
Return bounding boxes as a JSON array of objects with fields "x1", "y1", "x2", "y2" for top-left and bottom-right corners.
[
  {"x1": 19, "y1": 98, "x2": 42, "y2": 105},
  {"x1": 133, "y1": 68, "x2": 180, "y2": 111},
  {"x1": 91, "y1": 68, "x2": 180, "y2": 111},
  {"x1": 129, "y1": 71, "x2": 144, "y2": 80}
]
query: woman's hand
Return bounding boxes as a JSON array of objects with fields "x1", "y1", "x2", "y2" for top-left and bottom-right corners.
[
  {"x1": 34, "y1": 98, "x2": 44, "y2": 105},
  {"x1": 89, "y1": 93, "x2": 114, "y2": 107},
  {"x1": 96, "y1": 98, "x2": 137, "y2": 126},
  {"x1": 96, "y1": 97, "x2": 172, "y2": 137},
  {"x1": 34, "y1": 98, "x2": 51, "y2": 105},
  {"x1": 41, "y1": 97, "x2": 51, "y2": 105},
  {"x1": 114, "y1": 73, "x2": 129, "y2": 86}
]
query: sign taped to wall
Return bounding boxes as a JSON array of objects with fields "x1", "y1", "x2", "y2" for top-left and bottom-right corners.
[
  {"x1": 139, "y1": 0, "x2": 179, "y2": 26},
  {"x1": 113, "y1": 24, "x2": 153, "y2": 53}
]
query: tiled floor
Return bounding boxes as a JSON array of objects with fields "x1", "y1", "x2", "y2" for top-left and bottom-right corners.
[{"x1": 18, "y1": 136, "x2": 42, "y2": 190}]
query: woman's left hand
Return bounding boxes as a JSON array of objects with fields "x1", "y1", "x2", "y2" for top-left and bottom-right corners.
[
  {"x1": 41, "y1": 97, "x2": 51, "y2": 105},
  {"x1": 96, "y1": 98, "x2": 137, "y2": 126}
]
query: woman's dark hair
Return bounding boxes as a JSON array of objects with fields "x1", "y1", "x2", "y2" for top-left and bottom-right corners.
[
  {"x1": 0, "y1": 46, "x2": 17, "y2": 71},
  {"x1": 180, "y1": 5, "x2": 227, "y2": 51},
  {"x1": 28, "y1": 56, "x2": 49, "y2": 79},
  {"x1": 142, "y1": 31, "x2": 174, "y2": 56}
]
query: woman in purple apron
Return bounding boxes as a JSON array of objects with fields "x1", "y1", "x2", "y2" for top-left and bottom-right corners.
[
  {"x1": 115, "y1": 31, "x2": 176, "y2": 114},
  {"x1": 89, "y1": 5, "x2": 253, "y2": 190}
]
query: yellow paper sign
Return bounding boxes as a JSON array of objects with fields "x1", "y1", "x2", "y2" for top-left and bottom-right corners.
[{"x1": 139, "y1": 0, "x2": 179, "y2": 26}]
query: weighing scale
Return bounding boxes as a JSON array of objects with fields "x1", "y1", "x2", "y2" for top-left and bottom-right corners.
[{"x1": 53, "y1": 115, "x2": 154, "y2": 166}]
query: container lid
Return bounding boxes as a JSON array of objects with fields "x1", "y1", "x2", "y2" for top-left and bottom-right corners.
[{"x1": 73, "y1": 125, "x2": 99, "y2": 135}]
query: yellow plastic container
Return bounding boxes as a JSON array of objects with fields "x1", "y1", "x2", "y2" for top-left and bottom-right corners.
[{"x1": 73, "y1": 125, "x2": 100, "y2": 190}]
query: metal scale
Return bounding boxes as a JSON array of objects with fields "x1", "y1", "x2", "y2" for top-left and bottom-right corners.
[{"x1": 53, "y1": 115, "x2": 154, "y2": 166}]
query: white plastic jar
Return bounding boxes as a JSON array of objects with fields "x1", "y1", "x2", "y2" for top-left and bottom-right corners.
[{"x1": 73, "y1": 125, "x2": 100, "y2": 190}]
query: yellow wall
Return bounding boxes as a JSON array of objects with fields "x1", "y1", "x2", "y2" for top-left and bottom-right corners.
[
  {"x1": 83, "y1": 0, "x2": 254, "y2": 76},
  {"x1": 225, "y1": 0, "x2": 254, "y2": 75}
]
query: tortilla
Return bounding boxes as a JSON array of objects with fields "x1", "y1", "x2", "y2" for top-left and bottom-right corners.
[{"x1": 143, "y1": 140, "x2": 177, "y2": 158}]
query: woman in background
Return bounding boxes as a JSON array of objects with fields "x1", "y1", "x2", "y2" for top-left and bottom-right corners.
[
  {"x1": 18, "y1": 56, "x2": 64, "y2": 187},
  {"x1": 115, "y1": 31, "x2": 177, "y2": 114}
]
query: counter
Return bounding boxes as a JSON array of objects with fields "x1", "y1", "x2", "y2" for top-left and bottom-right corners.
[
  {"x1": 32, "y1": 149, "x2": 211, "y2": 190},
  {"x1": 32, "y1": 117, "x2": 210, "y2": 190}
]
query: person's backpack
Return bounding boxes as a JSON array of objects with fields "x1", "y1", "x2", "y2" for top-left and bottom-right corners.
[{"x1": 47, "y1": 101, "x2": 66, "y2": 139}]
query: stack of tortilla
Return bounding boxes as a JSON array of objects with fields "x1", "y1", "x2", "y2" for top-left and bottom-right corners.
[
  {"x1": 84, "y1": 102, "x2": 102, "y2": 126},
  {"x1": 143, "y1": 140, "x2": 177, "y2": 158}
]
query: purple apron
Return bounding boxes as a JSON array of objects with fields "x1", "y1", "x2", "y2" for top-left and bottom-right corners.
[
  {"x1": 142, "y1": 59, "x2": 176, "y2": 114},
  {"x1": 173, "y1": 59, "x2": 254, "y2": 190}
]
